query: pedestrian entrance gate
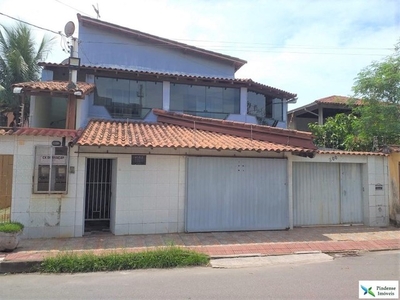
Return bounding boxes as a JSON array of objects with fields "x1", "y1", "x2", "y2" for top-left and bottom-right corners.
[{"x1": 85, "y1": 158, "x2": 112, "y2": 231}]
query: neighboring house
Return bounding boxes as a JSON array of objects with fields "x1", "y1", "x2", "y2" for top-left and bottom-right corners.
[
  {"x1": 287, "y1": 95, "x2": 360, "y2": 131},
  {"x1": 385, "y1": 145, "x2": 400, "y2": 226},
  {"x1": 0, "y1": 14, "x2": 391, "y2": 238}
]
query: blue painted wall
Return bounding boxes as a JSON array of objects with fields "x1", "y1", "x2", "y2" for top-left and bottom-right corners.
[{"x1": 78, "y1": 25, "x2": 236, "y2": 78}]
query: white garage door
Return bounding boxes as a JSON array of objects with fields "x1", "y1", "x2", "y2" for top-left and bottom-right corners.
[
  {"x1": 186, "y1": 157, "x2": 289, "y2": 232},
  {"x1": 293, "y1": 162, "x2": 363, "y2": 226}
]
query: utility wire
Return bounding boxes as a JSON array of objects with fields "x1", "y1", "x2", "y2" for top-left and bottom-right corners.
[
  {"x1": 54, "y1": 0, "x2": 92, "y2": 17},
  {"x1": 0, "y1": 11, "x2": 65, "y2": 36},
  {"x1": 81, "y1": 32, "x2": 393, "y2": 52},
  {"x1": 0, "y1": 11, "x2": 393, "y2": 57},
  {"x1": 80, "y1": 41, "x2": 390, "y2": 56}
]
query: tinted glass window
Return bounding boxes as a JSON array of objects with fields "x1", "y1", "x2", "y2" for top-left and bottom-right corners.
[
  {"x1": 170, "y1": 84, "x2": 240, "y2": 119},
  {"x1": 247, "y1": 91, "x2": 283, "y2": 125},
  {"x1": 94, "y1": 77, "x2": 162, "y2": 119}
]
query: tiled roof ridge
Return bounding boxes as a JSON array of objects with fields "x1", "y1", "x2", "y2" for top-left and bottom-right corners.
[
  {"x1": 315, "y1": 95, "x2": 349, "y2": 101},
  {"x1": 1, "y1": 127, "x2": 78, "y2": 138},
  {"x1": 153, "y1": 109, "x2": 310, "y2": 136},
  {"x1": 152, "y1": 109, "x2": 317, "y2": 150},
  {"x1": 317, "y1": 149, "x2": 387, "y2": 156},
  {"x1": 76, "y1": 14, "x2": 247, "y2": 70},
  {"x1": 315, "y1": 95, "x2": 363, "y2": 105},
  {"x1": 77, "y1": 118, "x2": 316, "y2": 155}
]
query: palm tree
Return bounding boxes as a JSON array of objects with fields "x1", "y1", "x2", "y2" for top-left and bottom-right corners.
[{"x1": 0, "y1": 22, "x2": 54, "y2": 126}]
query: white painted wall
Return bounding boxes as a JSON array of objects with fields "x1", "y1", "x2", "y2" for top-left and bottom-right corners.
[
  {"x1": 2, "y1": 135, "x2": 390, "y2": 239},
  {"x1": 112, "y1": 155, "x2": 185, "y2": 235},
  {"x1": 3, "y1": 136, "x2": 80, "y2": 238},
  {"x1": 366, "y1": 156, "x2": 390, "y2": 226}
]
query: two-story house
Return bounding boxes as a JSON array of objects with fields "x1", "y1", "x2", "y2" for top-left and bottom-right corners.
[{"x1": 0, "y1": 14, "x2": 390, "y2": 238}]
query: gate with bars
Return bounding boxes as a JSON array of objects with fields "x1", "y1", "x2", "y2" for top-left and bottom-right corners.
[{"x1": 85, "y1": 158, "x2": 113, "y2": 231}]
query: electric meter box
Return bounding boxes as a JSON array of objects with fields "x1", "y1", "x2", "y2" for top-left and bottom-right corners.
[{"x1": 34, "y1": 145, "x2": 69, "y2": 194}]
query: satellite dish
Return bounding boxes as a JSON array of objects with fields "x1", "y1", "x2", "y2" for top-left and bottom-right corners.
[{"x1": 64, "y1": 21, "x2": 75, "y2": 37}]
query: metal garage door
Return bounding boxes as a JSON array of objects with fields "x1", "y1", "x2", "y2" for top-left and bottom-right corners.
[
  {"x1": 186, "y1": 157, "x2": 288, "y2": 232},
  {"x1": 293, "y1": 163, "x2": 363, "y2": 226}
]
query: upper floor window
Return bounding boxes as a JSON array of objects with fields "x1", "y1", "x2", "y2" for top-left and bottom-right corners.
[
  {"x1": 94, "y1": 77, "x2": 162, "y2": 119},
  {"x1": 247, "y1": 91, "x2": 283, "y2": 125},
  {"x1": 170, "y1": 84, "x2": 240, "y2": 119}
]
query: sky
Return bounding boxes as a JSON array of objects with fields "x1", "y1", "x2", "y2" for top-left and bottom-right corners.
[{"x1": 0, "y1": 0, "x2": 398, "y2": 109}]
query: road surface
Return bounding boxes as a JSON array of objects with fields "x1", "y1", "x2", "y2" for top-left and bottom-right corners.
[{"x1": 1, "y1": 250, "x2": 399, "y2": 300}]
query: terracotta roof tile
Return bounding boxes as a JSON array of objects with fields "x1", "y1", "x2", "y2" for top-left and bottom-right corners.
[
  {"x1": 387, "y1": 145, "x2": 400, "y2": 153},
  {"x1": 153, "y1": 109, "x2": 316, "y2": 150},
  {"x1": 77, "y1": 119, "x2": 315, "y2": 154},
  {"x1": 0, "y1": 127, "x2": 78, "y2": 138},
  {"x1": 12, "y1": 81, "x2": 95, "y2": 97},
  {"x1": 315, "y1": 95, "x2": 363, "y2": 105},
  {"x1": 0, "y1": 129, "x2": 10, "y2": 135},
  {"x1": 317, "y1": 150, "x2": 386, "y2": 156}
]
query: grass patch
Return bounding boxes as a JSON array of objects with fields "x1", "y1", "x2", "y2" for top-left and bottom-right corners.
[
  {"x1": 38, "y1": 246, "x2": 209, "y2": 273},
  {"x1": 0, "y1": 221, "x2": 24, "y2": 233}
]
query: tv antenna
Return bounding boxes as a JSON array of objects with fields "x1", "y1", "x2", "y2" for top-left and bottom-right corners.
[{"x1": 92, "y1": 3, "x2": 100, "y2": 19}]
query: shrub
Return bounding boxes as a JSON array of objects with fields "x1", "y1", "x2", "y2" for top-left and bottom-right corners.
[
  {"x1": 38, "y1": 246, "x2": 209, "y2": 273},
  {"x1": 0, "y1": 221, "x2": 24, "y2": 233}
]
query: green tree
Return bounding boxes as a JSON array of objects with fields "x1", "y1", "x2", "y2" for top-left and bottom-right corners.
[
  {"x1": 309, "y1": 113, "x2": 365, "y2": 151},
  {"x1": 0, "y1": 22, "x2": 54, "y2": 125},
  {"x1": 351, "y1": 40, "x2": 400, "y2": 149},
  {"x1": 310, "y1": 40, "x2": 400, "y2": 151}
]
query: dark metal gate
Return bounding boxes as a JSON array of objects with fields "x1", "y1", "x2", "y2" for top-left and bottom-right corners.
[{"x1": 85, "y1": 158, "x2": 112, "y2": 231}]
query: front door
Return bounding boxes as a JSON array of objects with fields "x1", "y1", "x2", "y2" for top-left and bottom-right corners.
[
  {"x1": 0, "y1": 155, "x2": 13, "y2": 222},
  {"x1": 85, "y1": 158, "x2": 112, "y2": 232}
]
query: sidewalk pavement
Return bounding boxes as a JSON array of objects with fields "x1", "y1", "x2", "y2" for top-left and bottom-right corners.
[{"x1": 1, "y1": 225, "x2": 399, "y2": 272}]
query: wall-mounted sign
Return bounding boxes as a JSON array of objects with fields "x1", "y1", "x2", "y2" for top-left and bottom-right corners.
[
  {"x1": 40, "y1": 155, "x2": 67, "y2": 165},
  {"x1": 131, "y1": 155, "x2": 146, "y2": 165}
]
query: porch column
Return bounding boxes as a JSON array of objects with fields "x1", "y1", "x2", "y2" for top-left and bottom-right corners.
[
  {"x1": 318, "y1": 106, "x2": 324, "y2": 125},
  {"x1": 163, "y1": 81, "x2": 170, "y2": 111},
  {"x1": 66, "y1": 95, "x2": 77, "y2": 130},
  {"x1": 240, "y1": 87, "x2": 247, "y2": 115}
]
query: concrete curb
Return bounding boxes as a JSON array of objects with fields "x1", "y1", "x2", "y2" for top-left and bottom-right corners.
[
  {"x1": 1, "y1": 247, "x2": 398, "y2": 274},
  {"x1": 0, "y1": 260, "x2": 41, "y2": 274}
]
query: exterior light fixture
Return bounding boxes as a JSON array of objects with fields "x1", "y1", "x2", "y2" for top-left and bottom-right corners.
[
  {"x1": 13, "y1": 87, "x2": 23, "y2": 94},
  {"x1": 68, "y1": 57, "x2": 81, "y2": 69}
]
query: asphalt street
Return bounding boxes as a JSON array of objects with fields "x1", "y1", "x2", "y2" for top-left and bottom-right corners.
[{"x1": 1, "y1": 250, "x2": 399, "y2": 300}]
